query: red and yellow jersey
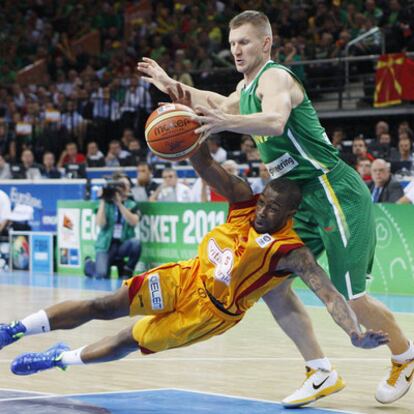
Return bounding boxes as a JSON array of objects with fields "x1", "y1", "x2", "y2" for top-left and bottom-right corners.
[{"x1": 196, "y1": 196, "x2": 304, "y2": 315}]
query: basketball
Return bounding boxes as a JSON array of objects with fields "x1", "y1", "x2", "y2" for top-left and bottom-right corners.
[{"x1": 145, "y1": 103, "x2": 201, "y2": 161}]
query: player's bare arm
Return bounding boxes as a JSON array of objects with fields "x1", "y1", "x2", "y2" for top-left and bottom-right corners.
[
  {"x1": 137, "y1": 58, "x2": 239, "y2": 113},
  {"x1": 193, "y1": 68, "x2": 297, "y2": 137},
  {"x1": 276, "y1": 246, "x2": 389, "y2": 349},
  {"x1": 189, "y1": 142, "x2": 252, "y2": 204}
]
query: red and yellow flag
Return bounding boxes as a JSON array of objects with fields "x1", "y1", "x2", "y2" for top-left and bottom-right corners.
[
  {"x1": 374, "y1": 53, "x2": 405, "y2": 107},
  {"x1": 400, "y1": 57, "x2": 414, "y2": 101}
]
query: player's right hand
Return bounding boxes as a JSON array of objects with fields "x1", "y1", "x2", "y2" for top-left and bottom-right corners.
[
  {"x1": 350, "y1": 330, "x2": 389, "y2": 349},
  {"x1": 137, "y1": 58, "x2": 173, "y2": 94}
]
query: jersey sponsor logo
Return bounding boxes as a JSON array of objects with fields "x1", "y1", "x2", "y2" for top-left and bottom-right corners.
[
  {"x1": 266, "y1": 153, "x2": 299, "y2": 178},
  {"x1": 148, "y1": 274, "x2": 164, "y2": 310},
  {"x1": 256, "y1": 233, "x2": 274, "y2": 248},
  {"x1": 207, "y1": 238, "x2": 234, "y2": 286},
  {"x1": 252, "y1": 135, "x2": 270, "y2": 144}
]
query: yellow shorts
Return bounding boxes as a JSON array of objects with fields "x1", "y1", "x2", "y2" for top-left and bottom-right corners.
[{"x1": 123, "y1": 259, "x2": 243, "y2": 354}]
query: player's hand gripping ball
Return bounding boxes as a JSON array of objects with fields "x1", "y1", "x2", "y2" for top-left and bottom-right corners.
[{"x1": 145, "y1": 103, "x2": 202, "y2": 161}]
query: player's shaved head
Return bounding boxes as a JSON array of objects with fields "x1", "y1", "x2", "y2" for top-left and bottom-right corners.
[
  {"x1": 266, "y1": 177, "x2": 302, "y2": 211},
  {"x1": 229, "y1": 10, "x2": 272, "y2": 38}
]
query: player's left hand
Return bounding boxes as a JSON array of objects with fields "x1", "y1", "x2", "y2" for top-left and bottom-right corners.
[{"x1": 351, "y1": 330, "x2": 389, "y2": 349}]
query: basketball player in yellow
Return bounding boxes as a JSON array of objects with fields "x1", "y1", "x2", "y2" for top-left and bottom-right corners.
[{"x1": 1, "y1": 143, "x2": 387, "y2": 405}]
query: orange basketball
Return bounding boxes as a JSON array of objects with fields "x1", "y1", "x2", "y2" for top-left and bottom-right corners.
[{"x1": 145, "y1": 103, "x2": 201, "y2": 161}]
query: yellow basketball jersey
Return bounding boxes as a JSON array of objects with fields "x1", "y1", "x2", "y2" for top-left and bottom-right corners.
[{"x1": 197, "y1": 197, "x2": 304, "y2": 315}]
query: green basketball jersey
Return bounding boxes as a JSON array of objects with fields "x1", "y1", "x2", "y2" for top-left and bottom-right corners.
[{"x1": 239, "y1": 61, "x2": 340, "y2": 183}]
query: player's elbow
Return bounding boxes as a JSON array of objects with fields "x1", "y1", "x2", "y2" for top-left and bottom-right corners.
[{"x1": 267, "y1": 116, "x2": 286, "y2": 136}]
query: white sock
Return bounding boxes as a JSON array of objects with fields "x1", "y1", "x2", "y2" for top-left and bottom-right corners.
[
  {"x1": 60, "y1": 346, "x2": 86, "y2": 366},
  {"x1": 21, "y1": 310, "x2": 50, "y2": 335},
  {"x1": 306, "y1": 357, "x2": 332, "y2": 371},
  {"x1": 392, "y1": 340, "x2": 414, "y2": 363}
]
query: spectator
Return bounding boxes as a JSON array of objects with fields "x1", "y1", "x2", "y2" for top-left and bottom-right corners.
[
  {"x1": 41, "y1": 152, "x2": 61, "y2": 179},
  {"x1": 131, "y1": 162, "x2": 159, "y2": 202},
  {"x1": 190, "y1": 176, "x2": 211, "y2": 202},
  {"x1": 0, "y1": 122, "x2": 14, "y2": 160},
  {"x1": 352, "y1": 135, "x2": 375, "y2": 163},
  {"x1": 397, "y1": 181, "x2": 414, "y2": 204},
  {"x1": 364, "y1": 0, "x2": 383, "y2": 25},
  {"x1": 123, "y1": 139, "x2": 146, "y2": 166},
  {"x1": 375, "y1": 121, "x2": 390, "y2": 141},
  {"x1": 251, "y1": 163, "x2": 271, "y2": 194},
  {"x1": 105, "y1": 139, "x2": 130, "y2": 167},
  {"x1": 395, "y1": 136, "x2": 413, "y2": 162},
  {"x1": 149, "y1": 168, "x2": 192, "y2": 202},
  {"x1": 368, "y1": 159, "x2": 404, "y2": 203},
  {"x1": 356, "y1": 157, "x2": 373, "y2": 183},
  {"x1": 221, "y1": 159, "x2": 240, "y2": 176},
  {"x1": 19, "y1": 149, "x2": 42, "y2": 180},
  {"x1": 0, "y1": 154, "x2": 12, "y2": 179},
  {"x1": 331, "y1": 128, "x2": 346, "y2": 151},
  {"x1": 0, "y1": 190, "x2": 11, "y2": 236},
  {"x1": 120, "y1": 128, "x2": 135, "y2": 150},
  {"x1": 236, "y1": 136, "x2": 260, "y2": 163},
  {"x1": 57, "y1": 142, "x2": 86, "y2": 168},
  {"x1": 84, "y1": 174, "x2": 141, "y2": 279},
  {"x1": 207, "y1": 136, "x2": 227, "y2": 163},
  {"x1": 86, "y1": 141, "x2": 105, "y2": 167}
]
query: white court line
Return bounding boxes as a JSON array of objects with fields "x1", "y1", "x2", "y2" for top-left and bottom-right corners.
[
  {"x1": 0, "y1": 356, "x2": 390, "y2": 363},
  {"x1": 169, "y1": 387, "x2": 364, "y2": 414},
  {"x1": 0, "y1": 386, "x2": 363, "y2": 413},
  {"x1": 0, "y1": 388, "x2": 171, "y2": 402},
  {"x1": 90, "y1": 356, "x2": 390, "y2": 362},
  {"x1": 0, "y1": 387, "x2": 54, "y2": 395}
]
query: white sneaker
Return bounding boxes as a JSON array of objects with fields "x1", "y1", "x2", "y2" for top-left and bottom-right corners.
[
  {"x1": 281, "y1": 367, "x2": 345, "y2": 408},
  {"x1": 375, "y1": 358, "x2": 414, "y2": 404}
]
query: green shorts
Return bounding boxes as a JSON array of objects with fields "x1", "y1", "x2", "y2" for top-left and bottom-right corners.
[{"x1": 294, "y1": 161, "x2": 376, "y2": 300}]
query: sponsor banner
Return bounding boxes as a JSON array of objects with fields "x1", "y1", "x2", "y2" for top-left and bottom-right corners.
[
  {"x1": 10, "y1": 233, "x2": 30, "y2": 271},
  {"x1": 56, "y1": 201, "x2": 414, "y2": 295},
  {"x1": 57, "y1": 201, "x2": 98, "y2": 272},
  {"x1": 30, "y1": 233, "x2": 53, "y2": 274},
  {"x1": 0, "y1": 181, "x2": 85, "y2": 232},
  {"x1": 8, "y1": 231, "x2": 54, "y2": 274}
]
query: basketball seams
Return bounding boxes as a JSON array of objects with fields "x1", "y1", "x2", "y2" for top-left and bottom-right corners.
[
  {"x1": 145, "y1": 111, "x2": 197, "y2": 139},
  {"x1": 145, "y1": 104, "x2": 200, "y2": 161},
  {"x1": 149, "y1": 139, "x2": 200, "y2": 159}
]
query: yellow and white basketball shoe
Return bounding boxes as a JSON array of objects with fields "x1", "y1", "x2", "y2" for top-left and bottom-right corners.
[
  {"x1": 281, "y1": 366, "x2": 345, "y2": 408},
  {"x1": 375, "y1": 358, "x2": 414, "y2": 404}
]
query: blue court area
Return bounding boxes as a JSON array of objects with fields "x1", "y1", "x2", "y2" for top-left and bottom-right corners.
[
  {"x1": 1, "y1": 271, "x2": 414, "y2": 313},
  {"x1": 0, "y1": 388, "x2": 357, "y2": 414}
]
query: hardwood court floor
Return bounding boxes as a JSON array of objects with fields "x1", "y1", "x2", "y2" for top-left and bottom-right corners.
[{"x1": 0, "y1": 282, "x2": 413, "y2": 414}]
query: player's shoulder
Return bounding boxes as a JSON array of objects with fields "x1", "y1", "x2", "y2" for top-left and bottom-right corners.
[{"x1": 259, "y1": 66, "x2": 293, "y2": 86}]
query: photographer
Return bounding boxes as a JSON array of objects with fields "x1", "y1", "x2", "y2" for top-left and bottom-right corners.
[{"x1": 85, "y1": 174, "x2": 141, "y2": 279}]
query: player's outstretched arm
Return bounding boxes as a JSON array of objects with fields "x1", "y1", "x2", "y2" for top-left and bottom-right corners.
[
  {"x1": 193, "y1": 68, "x2": 293, "y2": 137},
  {"x1": 277, "y1": 247, "x2": 389, "y2": 349},
  {"x1": 189, "y1": 142, "x2": 253, "y2": 204},
  {"x1": 137, "y1": 58, "x2": 239, "y2": 113}
]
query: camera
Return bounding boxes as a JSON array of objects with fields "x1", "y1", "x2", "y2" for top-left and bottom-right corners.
[{"x1": 100, "y1": 180, "x2": 126, "y2": 203}]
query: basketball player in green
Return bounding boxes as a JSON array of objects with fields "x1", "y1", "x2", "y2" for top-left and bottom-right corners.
[{"x1": 137, "y1": 10, "x2": 414, "y2": 407}]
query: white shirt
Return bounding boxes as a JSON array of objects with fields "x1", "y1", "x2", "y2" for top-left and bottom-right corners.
[
  {"x1": 211, "y1": 147, "x2": 227, "y2": 163},
  {"x1": 157, "y1": 183, "x2": 192, "y2": 202},
  {"x1": 0, "y1": 190, "x2": 11, "y2": 223},
  {"x1": 403, "y1": 181, "x2": 414, "y2": 203}
]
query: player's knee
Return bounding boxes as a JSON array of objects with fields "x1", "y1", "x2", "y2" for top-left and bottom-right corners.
[{"x1": 263, "y1": 280, "x2": 294, "y2": 305}]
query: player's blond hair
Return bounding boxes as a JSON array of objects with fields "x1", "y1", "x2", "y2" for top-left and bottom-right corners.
[{"x1": 229, "y1": 10, "x2": 272, "y2": 38}]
